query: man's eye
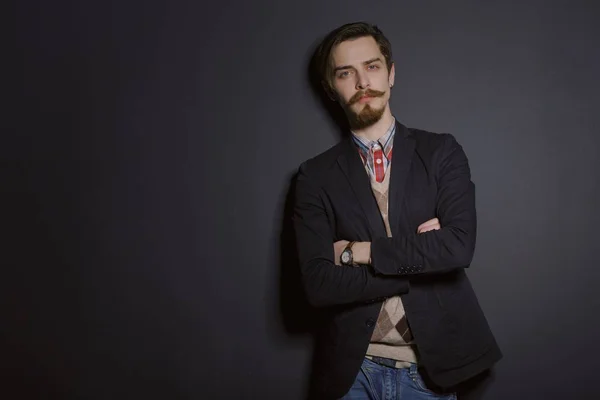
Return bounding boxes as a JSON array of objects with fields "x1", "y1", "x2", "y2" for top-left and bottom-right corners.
[
  {"x1": 338, "y1": 71, "x2": 350, "y2": 78},
  {"x1": 368, "y1": 64, "x2": 379, "y2": 70}
]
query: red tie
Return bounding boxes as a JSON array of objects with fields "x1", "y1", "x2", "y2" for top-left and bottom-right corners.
[{"x1": 373, "y1": 147, "x2": 385, "y2": 182}]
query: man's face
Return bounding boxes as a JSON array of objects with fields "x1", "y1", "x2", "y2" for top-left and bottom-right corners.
[{"x1": 329, "y1": 36, "x2": 395, "y2": 129}]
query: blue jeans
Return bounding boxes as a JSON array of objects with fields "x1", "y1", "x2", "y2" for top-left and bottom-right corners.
[{"x1": 340, "y1": 358, "x2": 457, "y2": 400}]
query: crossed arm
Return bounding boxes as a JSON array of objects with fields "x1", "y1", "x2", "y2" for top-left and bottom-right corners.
[
  {"x1": 293, "y1": 134, "x2": 476, "y2": 307},
  {"x1": 332, "y1": 218, "x2": 441, "y2": 266}
]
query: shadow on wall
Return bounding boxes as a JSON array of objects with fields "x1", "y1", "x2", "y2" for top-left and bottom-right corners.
[
  {"x1": 264, "y1": 39, "x2": 349, "y2": 399},
  {"x1": 273, "y1": 32, "x2": 354, "y2": 330},
  {"x1": 270, "y1": 38, "x2": 350, "y2": 339}
]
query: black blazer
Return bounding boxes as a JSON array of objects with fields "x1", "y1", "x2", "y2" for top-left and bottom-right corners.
[{"x1": 293, "y1": 121, "x2": 502, "y2": 399}]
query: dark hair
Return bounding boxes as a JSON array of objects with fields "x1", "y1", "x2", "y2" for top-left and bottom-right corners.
[{"x1": 315, "y1": 22, "x2": 393, "y2": 93}]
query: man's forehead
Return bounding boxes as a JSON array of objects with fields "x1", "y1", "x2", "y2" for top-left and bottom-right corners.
[{"x1": 332, "y1": 36, "x2": 382, "y2": 66}]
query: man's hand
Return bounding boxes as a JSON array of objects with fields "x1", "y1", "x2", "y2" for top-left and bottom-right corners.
[
  {"x1": 333, "y1": 240, "x2": 350, "y2": 265},
  {"x1": 417, "y1": 218, "x2": 441, "y2": 234}
]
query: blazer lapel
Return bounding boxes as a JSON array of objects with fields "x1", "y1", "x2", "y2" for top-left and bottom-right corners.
[
  {"x1": 389, "y1": 122, "x2": 415, "y2": 236},
  {"x1": 337, "y1": 139, "x2": 387, "y2": 238}
]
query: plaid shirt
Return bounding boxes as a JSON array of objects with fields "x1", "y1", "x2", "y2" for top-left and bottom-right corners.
[{"x1": 351, "y1": 119, "x2": 396, "y2": 182}]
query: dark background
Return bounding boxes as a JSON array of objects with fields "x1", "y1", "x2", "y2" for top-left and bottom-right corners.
[{"x1": 6, "y1": 0, "x2": 600, "y2": 399}]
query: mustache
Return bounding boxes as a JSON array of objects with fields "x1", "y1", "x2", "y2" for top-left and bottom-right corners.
[{"x1": 348, "y1": 89, "x2": 386, "y2": 105}]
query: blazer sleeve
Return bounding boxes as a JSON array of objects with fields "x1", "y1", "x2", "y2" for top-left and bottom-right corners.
[
  {"x1": 371, "y1": 134, "x2": 477, "y2": 276},
  {"x1": 293, "y1": 162, "x2": 409, "y2": 307}
]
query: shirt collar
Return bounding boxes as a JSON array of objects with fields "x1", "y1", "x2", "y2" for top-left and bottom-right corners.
[{"x1": 351, "y1": 117, "x2": 396, "y2": 153}]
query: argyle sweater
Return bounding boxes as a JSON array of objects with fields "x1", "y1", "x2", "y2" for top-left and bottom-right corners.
[{"x1": 365, "y1": 163, "x2": 418, "y2": 366}]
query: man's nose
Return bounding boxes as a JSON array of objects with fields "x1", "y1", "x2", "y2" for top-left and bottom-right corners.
[{"x1": 356, "y1": 71, "x2": 370, "y2": 90}]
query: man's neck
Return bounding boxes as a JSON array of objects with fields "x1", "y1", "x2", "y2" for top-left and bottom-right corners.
[{"x1": 351, "y1": 108, "x2": 395, "y2": 142}]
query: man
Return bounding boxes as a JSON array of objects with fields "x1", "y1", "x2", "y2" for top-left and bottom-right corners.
[{"x1": 293, "y1": 22, "x2": 502, "y2": 399}]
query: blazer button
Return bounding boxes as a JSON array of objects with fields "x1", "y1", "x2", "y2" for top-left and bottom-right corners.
[{"x1": 366, "y1": 318, "x2": 375, "y2": 328}]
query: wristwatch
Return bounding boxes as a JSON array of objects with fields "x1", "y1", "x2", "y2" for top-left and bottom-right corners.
[{"x1": 340, "y1": 241, "x2": 356, "y2": 266}]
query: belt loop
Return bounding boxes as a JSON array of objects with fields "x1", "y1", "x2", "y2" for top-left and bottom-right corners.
[{"x1": 408, "y1": 363, "x2": 418, "y2": 378}]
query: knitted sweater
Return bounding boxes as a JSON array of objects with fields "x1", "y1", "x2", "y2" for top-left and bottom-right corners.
[{"x1": 365, "y1": 163, "x2": 418, "y2": 367}]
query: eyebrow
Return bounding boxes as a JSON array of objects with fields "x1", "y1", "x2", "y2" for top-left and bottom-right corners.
[{"x1": 333, "y1": 57, "x2": 383, "y2": 73}]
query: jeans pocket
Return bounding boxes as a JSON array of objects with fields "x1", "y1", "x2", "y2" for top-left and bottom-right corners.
[
  {"x1": 408, "y1": 368, "x2": 456, "y2": 399},
  {"x1": 358, "y1": 359, "x2": 382, "y2": 400}
]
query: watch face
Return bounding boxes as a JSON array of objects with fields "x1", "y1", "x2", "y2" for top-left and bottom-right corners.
[{"x1": 341, "y1": 251, "x2": 350, "y2": 264}]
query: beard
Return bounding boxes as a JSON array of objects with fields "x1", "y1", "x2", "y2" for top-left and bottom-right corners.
[
  {"x1": 347, "y1": 103, "x2": 386, "y2": 130},
  {"x1": 345, "y1": 89, "x2": 387, "y2": 130}
]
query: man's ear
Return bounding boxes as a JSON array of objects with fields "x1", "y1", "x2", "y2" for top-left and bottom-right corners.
[{"x1": 388, "y1": 62, "x2": 396, "y2": 88}]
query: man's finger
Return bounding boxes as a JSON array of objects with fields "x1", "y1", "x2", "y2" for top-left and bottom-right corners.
[
  {"x1": 417, "y1": 218, "x2": 439, "y2": 231},
  {"x1": 418, "y1": 221, "x2": 441, "y2": 234},
  {"x1": 418, "y1": 224, "x2": 440, "y2": 234}
]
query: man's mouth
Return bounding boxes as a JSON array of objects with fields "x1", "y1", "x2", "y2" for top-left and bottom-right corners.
[{"x1": 349, "y1": 90, "x2": 384, "y2": 105}]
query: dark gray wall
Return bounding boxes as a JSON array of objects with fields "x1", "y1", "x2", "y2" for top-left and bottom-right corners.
[{"x1": 6, "y1": 0, "x2": 600, "y2": 399}]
